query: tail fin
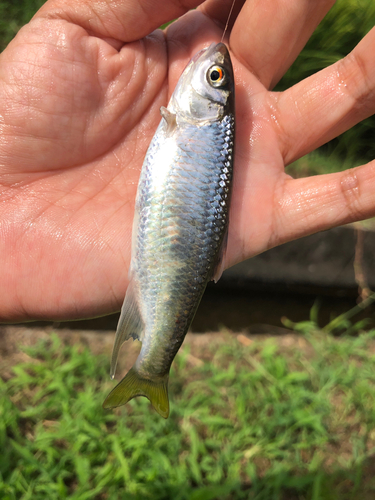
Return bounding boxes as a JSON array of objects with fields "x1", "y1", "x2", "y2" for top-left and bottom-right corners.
[{"x1": 103, "y1": 367, "x2": 169, "y2": 419}]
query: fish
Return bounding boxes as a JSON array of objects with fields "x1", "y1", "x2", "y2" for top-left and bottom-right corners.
[{"x1": 103, "y1": 42, "x2": 235, "y2": 418}]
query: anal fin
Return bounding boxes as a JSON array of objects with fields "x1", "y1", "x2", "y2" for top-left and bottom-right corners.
[{"x1": 212, "y1": 230, "x2": 228, "y2": 283}]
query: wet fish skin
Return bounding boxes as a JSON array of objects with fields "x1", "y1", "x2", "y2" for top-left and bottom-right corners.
[{"x1": 103, "y1": 43, "x2": 235, "y2": 418}]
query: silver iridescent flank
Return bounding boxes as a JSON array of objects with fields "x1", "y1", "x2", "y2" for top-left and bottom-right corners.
[{"x1": 103, "y1": 43, "x2": 235, "y2": 418}]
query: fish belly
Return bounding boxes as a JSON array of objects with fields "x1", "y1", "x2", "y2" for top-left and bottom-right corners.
[{"x1": 134, "y1": 114, "x2": 234, "y2": 377}]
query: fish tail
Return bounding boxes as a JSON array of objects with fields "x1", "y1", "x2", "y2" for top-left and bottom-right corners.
[{"x1": 103, "y1": 367, "x2": 169, "y2": 419}]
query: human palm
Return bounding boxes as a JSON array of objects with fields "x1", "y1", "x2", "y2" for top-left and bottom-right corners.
[{"x1": 0, "y1": 0, "x2": 374, "y2": 321}]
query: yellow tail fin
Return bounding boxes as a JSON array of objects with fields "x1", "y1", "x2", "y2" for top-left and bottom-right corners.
[{"x1": 103, "y1": 367, "x2": 169, "y2": 419}]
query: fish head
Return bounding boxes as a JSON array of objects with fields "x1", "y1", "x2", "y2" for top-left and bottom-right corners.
[{"x1": 170, "y1": 43, "x2": 234, "y2": 123}]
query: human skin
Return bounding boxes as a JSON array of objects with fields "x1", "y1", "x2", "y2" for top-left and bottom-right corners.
[{"x1": 0, "y1": 0, "x2": 374, "y2": 321}]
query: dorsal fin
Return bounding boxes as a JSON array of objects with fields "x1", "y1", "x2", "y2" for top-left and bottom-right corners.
[{"x1": 110, "y1": 280, "x2": 144, "y2": 378}]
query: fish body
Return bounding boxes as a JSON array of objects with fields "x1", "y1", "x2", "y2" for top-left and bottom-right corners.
[{"x1": 103, "y1": 43, "x2": 235, "y2": 418}]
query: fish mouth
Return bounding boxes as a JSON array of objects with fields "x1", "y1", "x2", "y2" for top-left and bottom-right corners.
[
  {"x1": 192, "y1": 42, "x2": 230, "y2": 64},
  {"x1": 204, "y1": 42, "x2": 230, "y2": 59},
  {"x1": 192, "y1": 43, "x2": 230, "y2": 72}
]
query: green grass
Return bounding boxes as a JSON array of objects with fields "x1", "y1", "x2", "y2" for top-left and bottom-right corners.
[
  {"x1": 285, "y1": 151, "x2": 360, "y2": 178},
  {"x1": 276, "y1": 0, "x2": 375, "y2": 166},
  {"x1": 2, "y1": 305, "x2": 375, "y2": 499},
  {"x1": 0, "y1": 0, "x2": 45, "y2": 51}
]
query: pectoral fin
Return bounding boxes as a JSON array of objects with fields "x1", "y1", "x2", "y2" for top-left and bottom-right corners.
[{"x1": 160, "y1": 106, "x2": 177, "y2": 135}]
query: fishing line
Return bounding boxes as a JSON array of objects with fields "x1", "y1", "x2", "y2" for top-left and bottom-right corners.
[{"x1": 221, "y1": 0, "x2": 237, "y2": 43}]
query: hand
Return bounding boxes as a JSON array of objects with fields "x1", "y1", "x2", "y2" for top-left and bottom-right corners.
[{"x1": 0, "y1": 0, "x2": 374, "y2": 321}]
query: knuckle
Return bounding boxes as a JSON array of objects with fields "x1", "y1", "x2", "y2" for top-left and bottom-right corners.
[
  {"x1": 339, "y1": 168, "x2": 364, "y2": 220},
  {"x1": 338, "y1": 51, "x2": 375, "y2": 110}
]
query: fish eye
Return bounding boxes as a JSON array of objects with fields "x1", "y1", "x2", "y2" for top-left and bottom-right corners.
[{"x1": 207, "y1": 65, "x2": 226, "y2": 88}]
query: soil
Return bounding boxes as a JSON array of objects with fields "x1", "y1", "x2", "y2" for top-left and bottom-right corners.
[{"x1": 0, "y1": 323, "x2": 307, "y2": 381}]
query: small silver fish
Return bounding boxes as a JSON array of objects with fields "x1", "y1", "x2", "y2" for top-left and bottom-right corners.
[{"x1": 103, "y1": 43, "x2": 235, "y2": 418}]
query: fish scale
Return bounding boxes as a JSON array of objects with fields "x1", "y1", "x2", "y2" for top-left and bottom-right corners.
[{"x1": 103, "y1": 43, "x2": 235, "y2": 418}]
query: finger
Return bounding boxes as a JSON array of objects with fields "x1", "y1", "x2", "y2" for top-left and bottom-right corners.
[
  {"x1": 198, "y1": 0, "x2": 246, "y2": 35},
  {"x1": 272, "y1": 161, "x2": 375, "y2": 249},
  {"x1": 35, "y1": 0, "x2": 204, "y2": 43},
  {"x1": 215, "y1": 0, "x2": 335, "y2": 89},
  {"x1": 276, "y1": 26, "x2": 375, "y2": 165}
]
